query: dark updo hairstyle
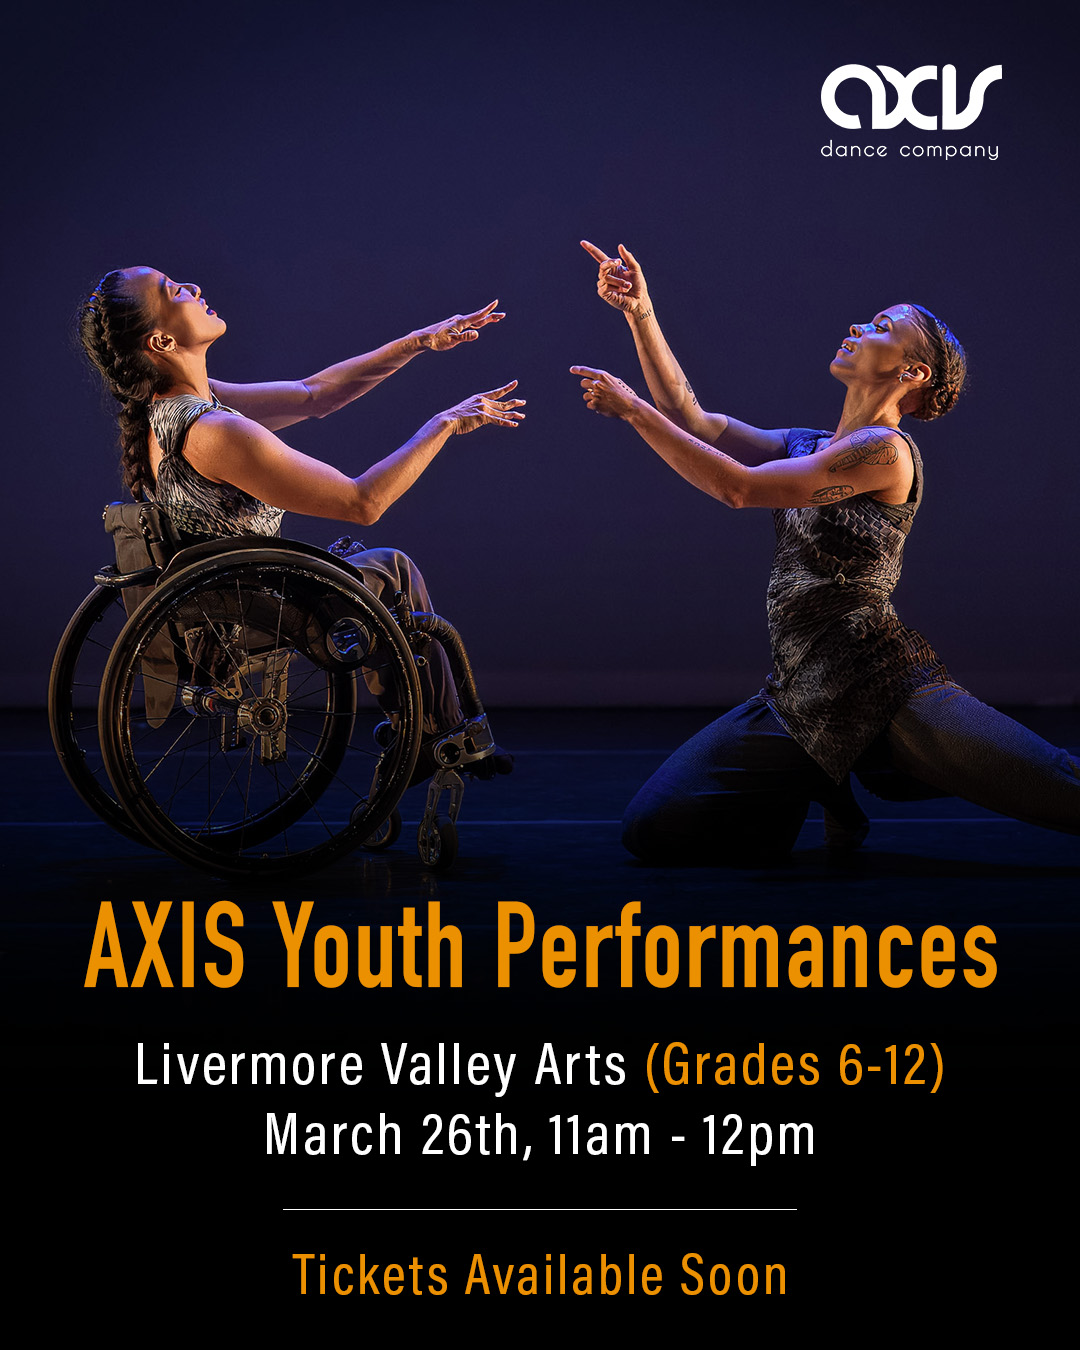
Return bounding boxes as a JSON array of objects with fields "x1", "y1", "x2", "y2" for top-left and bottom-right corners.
[
  {"x1": 78, "y1": 269, "x2": 169, "y2": 499},
  {"x1": 904, "y1": 304, "x2": 967, "y2": 421}
]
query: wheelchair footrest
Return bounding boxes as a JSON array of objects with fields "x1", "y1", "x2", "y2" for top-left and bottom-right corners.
[{"x1": 428, "y1": 714, "x2": 495, "y2": 770}]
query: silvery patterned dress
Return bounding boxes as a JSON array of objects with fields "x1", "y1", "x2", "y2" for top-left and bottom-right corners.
[
  {"x1": 148, "y1": 393, "x2": 284, "y2": 536},
  {"x1": 760, "y1": 426, "x2": 949, "y2": 782}
]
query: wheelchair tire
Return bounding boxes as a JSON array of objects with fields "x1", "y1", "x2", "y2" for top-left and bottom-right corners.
[
  {"x1": 98, "y1": 549, "x2": 422, "y2": 878},
  {"x1": 48, "y1": 585, "x2": 146, "y2": 844}
]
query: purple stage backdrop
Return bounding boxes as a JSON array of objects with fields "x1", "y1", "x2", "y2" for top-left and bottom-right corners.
[{"x1": 3, "y1": 1, "x2": 1076, "y2": 709}]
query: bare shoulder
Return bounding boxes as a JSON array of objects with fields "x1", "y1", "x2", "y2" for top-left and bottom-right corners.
[
  {"x1": 821, "y1": 426, "x2": 912, "y2": 504},
  {"x1": 188, "y1": 407, "x2": 272, "y2": 445},
  {"x1": 184, "y1": 408, "x2": 279, "y2": 480},
  {"x1": 824, "y1": 425, "x2": 910, "y2": 468}
]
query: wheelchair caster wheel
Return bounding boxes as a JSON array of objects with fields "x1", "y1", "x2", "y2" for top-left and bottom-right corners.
[
  {"x1": 417, "y1": 816, "x2": 457, "y2": 871},
  {"x1": 356, "y1": 804, "x2": 402, "y2": 851}
]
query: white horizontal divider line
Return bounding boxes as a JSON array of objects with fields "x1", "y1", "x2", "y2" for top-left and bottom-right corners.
[{"x1": 282, "y1": 1206, "x2": 798, "y2": 1213}]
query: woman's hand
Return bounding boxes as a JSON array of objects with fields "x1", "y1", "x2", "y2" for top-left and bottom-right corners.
[
  {"x1": 570, "y1": 366, "x2": 641, "y2": 419},
  {"x1": 445, "y1": 381, "x2": 526, "y2": 434},
  {"x1": 414, "y1": 301, "x2": 506, "y2": 352},
  {"x1": 580, "y1": 240, "x2": 649, "y2": 317}
]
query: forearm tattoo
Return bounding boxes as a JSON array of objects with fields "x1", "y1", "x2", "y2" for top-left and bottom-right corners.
[
  {"x1": 633, "y1": 306, "x2": 654, "y2": 323},
  {"x1": 810, "y1": 484, "x2": 855, "y2": 504},
  {"x1": 829, "y1": 427, "x2": 899, "y2": 473},
  {"x1": 689, "y1": 437, "x2": 740, "y2": 468},
  {"x1": 684, "y1": 381, "x2": 699, "y2": 406}
]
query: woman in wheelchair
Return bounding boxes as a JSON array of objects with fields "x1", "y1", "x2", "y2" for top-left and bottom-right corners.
[
  {"x1": 62, "y1": 265, "x2": 520, "y2": 875},
  {"x1": 79, "y1": 265, "x2": 522, "y2": 745}
]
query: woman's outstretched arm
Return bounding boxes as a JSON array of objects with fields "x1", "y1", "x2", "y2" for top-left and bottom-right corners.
[
  {"x1": 209, "y1": 302, "x2": 506, "y2": 431},
  {"x1": 580, "y1": 240, "x2": 786, "y2": 465},
  {"x1": 571, "y1": 367, "x2": 910, "y2": 509},
  {"x1": 181, "y1": 382, "x2": 524, "y2": 525}
]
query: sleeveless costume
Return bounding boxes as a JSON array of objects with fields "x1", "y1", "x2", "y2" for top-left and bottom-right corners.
[
  {"x1": 622, "y1": 426, "x2": 1080, "y2": 862},
  {"x1": 149, "y1": 393, "x2": 284, "y2": 537},
  {"x1": 146, "y1": 392, "x2": 461, "y2": 733},
  {"x1": 762, "y1": 427, "x2": 947, "y2": 782}
]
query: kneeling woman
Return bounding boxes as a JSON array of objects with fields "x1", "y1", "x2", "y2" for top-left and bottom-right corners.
[
  {"x1": 80, "y1": 266, "x2": 523, "y2": 748},
  {"x1": 573, "y1": 241, "x2": 1078, "y2": 861}
]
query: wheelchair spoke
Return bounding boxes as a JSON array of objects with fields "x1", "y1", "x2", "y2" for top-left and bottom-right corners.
[
  {"x1": 233, "y1": 577, "x2": 259, "y2": 702},
  {"x1": 284, "y1": 718, "x2": 378, "y2": 767},
  {"x1": 83, "y1": 635, "x2": 117, "y2": 653},
  {"x1": 275, "y1": 662, "x2": 324, "y2": 702},
  {"x1": 271, "y1": 570, "x2": 287, "y2": 652},
  {"x1": 260, "y1": 749, "x2": 339, "y2": 842},
  {"x1": 138, "y1": 712, "x2": 202, "y2": 786},
  {"x1": 156, "y1": 736, "x2": 210, "y2": 814},
  {"x1": 237, "y1": 732, "x2": 262, "y2": 841},
  {"x1": 278, "y1": 729, "x2": 371, "y2": 805},
  {"x1": 162, "y1": 725, "x2": 256, "y2": 831},
  {"x1": 191, "y1": 738, "x2": 261, "y2": 838}
]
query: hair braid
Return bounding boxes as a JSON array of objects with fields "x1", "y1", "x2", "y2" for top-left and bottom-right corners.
[
  {"x1": 904, "y1": 304, "x2": 967, "y2": 421},
  {"x1": 78, "y1": 270, "x2": 169, "y2": 498}
]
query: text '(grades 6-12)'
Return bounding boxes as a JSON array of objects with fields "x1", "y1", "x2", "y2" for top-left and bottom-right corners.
[{"x1": 84, "y1": 900, "x2": 997, "y2": 990}]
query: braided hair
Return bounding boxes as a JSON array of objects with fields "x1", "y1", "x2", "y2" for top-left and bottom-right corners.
[
  {"x1": 904, "y1": 304, "x2": 967, "y2": 421},
  {"x1": 78, "y1": 270, "x2": 170, "y2": 498}
]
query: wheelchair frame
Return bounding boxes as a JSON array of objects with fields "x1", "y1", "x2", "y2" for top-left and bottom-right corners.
[{"x1": 49, "y1": 504, "x2": 499, "y2": 878}]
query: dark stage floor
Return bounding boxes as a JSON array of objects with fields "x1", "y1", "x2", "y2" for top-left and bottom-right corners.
[{"x1": 5, "y1": 703, "x2": 1078, "y2": 909}]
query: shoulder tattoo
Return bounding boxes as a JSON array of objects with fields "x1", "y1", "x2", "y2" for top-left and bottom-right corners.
[{"x1": 829, "y1": 427, "x2": 900, "y2": 474}]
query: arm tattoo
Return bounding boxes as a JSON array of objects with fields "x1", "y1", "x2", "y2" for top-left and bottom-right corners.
[
  {"x1": 690, "y1": 437, "x2": 739, "y2": 468},
  {"x1": 633, "y1": 306, "x2": 654, "y2": 323},
  {"x1": 684, "y1": 381, "x2": 699, "y2": 407},
  {"x1": 810, "y1": 484, "x2": 855, "y2": 504},
  {"x1": 829, "y1": 428, "x2": 899, "y2": 473}
]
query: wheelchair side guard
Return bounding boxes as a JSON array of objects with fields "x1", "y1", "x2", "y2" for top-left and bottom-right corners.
[
  {"x1": 94, "y1": 562, "x2": 162, "y2": 589},
  {"x1": 154, "y1": 533, "x2": 372, "y2": 589}
]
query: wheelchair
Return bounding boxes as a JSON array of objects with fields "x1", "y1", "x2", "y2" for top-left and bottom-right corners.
[{"x1": 49, "y1": 502, "x2": 502, "y2": 878}]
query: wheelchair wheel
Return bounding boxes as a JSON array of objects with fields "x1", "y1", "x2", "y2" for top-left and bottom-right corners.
[
  {"x1": 48, "y1": 585, "x2": 145, "y2": 843},
  {"x1": 417, "y1": 815, "x2": 458, "y2": 871},
  {"x1": 98, "y1": 549, "x2": 422, "y2": 877}
]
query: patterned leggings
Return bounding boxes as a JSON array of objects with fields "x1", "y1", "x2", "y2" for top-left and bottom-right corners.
[{"x1": 621, "y1": 683, "x2": 1080, "y2": 864}]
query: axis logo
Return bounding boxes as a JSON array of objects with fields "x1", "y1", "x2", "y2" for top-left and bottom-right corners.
[{"x1": 821, "y1": 65, "x2": 1002, "y2": 130}]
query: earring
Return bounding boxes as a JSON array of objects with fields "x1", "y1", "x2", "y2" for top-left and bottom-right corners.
[{"x1": 899, "y1": 372, "x2": 913, "y2": 381}]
